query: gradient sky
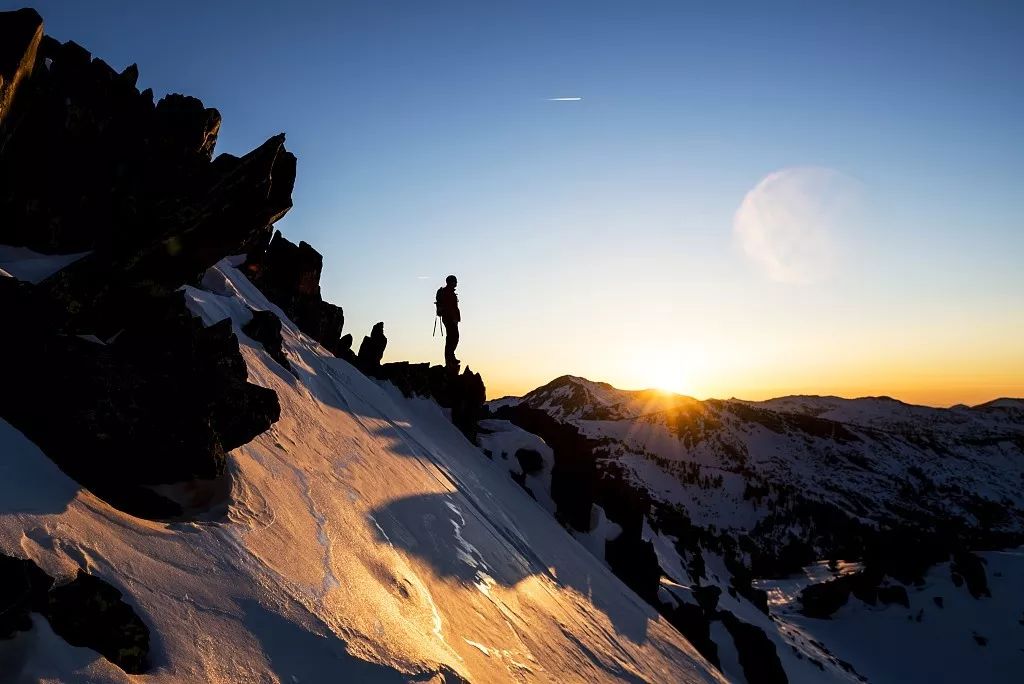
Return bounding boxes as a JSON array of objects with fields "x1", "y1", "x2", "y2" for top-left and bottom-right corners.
[{"x1": 26, "y1": 0, "x2": 1024, "y2": 404}]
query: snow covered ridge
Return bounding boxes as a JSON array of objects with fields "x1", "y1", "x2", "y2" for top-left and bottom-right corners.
[
  {"x1": 1, "y1": 259, "x2": 724, "y2": 683},
  {"x1": 0, "y1": 9, "x2": 721, "y2": 681},
  {"x1": 489, "y1": 376, "x2": 1024, "y2": 682}
]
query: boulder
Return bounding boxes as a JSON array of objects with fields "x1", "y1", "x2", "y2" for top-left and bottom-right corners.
[
  {"x1": 951, "y1": 550, "x2": 990, "y2": 598},
  {"x1": 46, "y1": 570, "x2": 150, "y2": 674},
  {"x1": 243, "y1": 308, "x2": 291, "y2": 371},
  {"x1": 0, "y1": 552, "x2": 53, "y2": 639},
  {"x1": 1, "y1": 553, "x2": 149, "y2": 674},
  {"x1": 357, "y1": 321, "x2": 387, "y2": 369},
  {"x1": 337, "y1": 333, "x2": 356, "y2": 364},
  {"x1": 514, "y1": 448, "x2": 544, "y2": 474}
]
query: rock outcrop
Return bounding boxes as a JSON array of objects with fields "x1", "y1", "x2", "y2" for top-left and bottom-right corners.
[
  {"x1": 0, "y1": 10, "x2": 287, "y2": 518},
  {"x1": 489, "y1": 404, "x2": 598, "y2": 531},
  {"x1": 0, "y1": 552, "x2": 150, "y2": 674},
  {"x1": 243, "y1": 231, "x2": 346, "y2": 355},
  {"x1": 46, "y1": 570, "x2": 151, "y2": 673},
  {"x1": 376, "y1": 361, "x2": 487, "y2": 440},
  {"x1": 357, "y1": 321, "x2": 388, "y2": 369},
  {"x1": 0, "y1": 291, "x2": 279, "y2": 518},
  {"x1": 243, "y1": 308, "x2": 292, "y2": 371}
]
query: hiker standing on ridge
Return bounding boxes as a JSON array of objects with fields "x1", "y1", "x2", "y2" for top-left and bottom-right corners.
[{"x1": 435, "y1": 275, "x2": 461, "y2": 368}]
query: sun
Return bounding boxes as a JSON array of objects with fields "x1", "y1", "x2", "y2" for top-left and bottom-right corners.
[{"x1": 629, "y1": 354, "x2": 692, "y2": 396}]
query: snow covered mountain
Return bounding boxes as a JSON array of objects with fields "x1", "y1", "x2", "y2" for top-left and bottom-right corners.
[
  {"x1": 0, "y1": 10, "x2": 721, "y2": 683},
  {"x1": 487, "y1": 376, "x2": 1024, "y2": 683},
  {"x1": 0, "y1": 257, "x2": 722, "y2": 683}
]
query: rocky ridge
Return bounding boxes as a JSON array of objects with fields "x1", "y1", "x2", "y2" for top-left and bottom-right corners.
[{"x1": 0, "y1": 7, "x2": 487, "y2": 675}]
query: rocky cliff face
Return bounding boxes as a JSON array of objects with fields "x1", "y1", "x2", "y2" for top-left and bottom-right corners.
[{"x1": 0, "y1": 8, "x2": 294, "y2": 522}]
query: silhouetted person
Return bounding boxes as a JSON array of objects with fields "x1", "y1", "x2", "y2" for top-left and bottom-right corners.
[{"x1": 435, "y1": 275, "x2": 460, "y2": 367}]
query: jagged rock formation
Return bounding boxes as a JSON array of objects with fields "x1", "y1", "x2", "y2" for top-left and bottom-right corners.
[
  {"x1": 242, "y1": 231, "x2": 346, "y2": 354},
  {"x1": 0, "y1": 552, "x2": 150, "y2": 674},
  {"x1": 0, "y1": 288, "x2": 279, "y2": 518},
  {"x1": 0, "y1": 9, "x2": 288, "y2": 518},
  {"x1": 357, "y1": 321, "x2": 388, "y2": 369},
  {"x1": 337, "y1": 332, "x2": 356, "y2": 363},
  {"x1": 375, "y1": 361, "x2": 487, "y2": 440},
  {"x1": 243, "y1": 308, "x2": 292, "y2": 371}
]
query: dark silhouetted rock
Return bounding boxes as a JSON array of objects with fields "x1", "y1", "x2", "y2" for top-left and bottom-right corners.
[
  {"x1": 0, "y1": 552, "x2": 53, "y2": 638},
  {"x1": 243, "y1": 308, "x2": 291, "y2": 371},
  {"x1": 800, "y1": 568, "x2": 915, "y2": 618},
  {"x1": 375, "y1": 361, "x2": 487, "y2": 441},
  {"x1": 337, "y1": 333, "x2": 356, "y2": 364},
  {"x1": 799, "y1": 576, "x2": 855, "y2": 618},
  {"x1": 46, "y1": 570, "x2": 150, "y2": 674},
  {"x1": 450, "y1": 367, "x2": 486, "y2": 440},
  {"x1": 37, "y1": 133, "x2": 296, "y2": 337},
  {"x1": 0, "y1": 14, "x2": 285, "y2": 518},
  {"x1": 357, "y1": 321, "x2": 387, "y2": 369},
  {"x1": 0, "y1": 292, "x2": 279, "y2": 519},
  {"x1": 153, "y1": 93, "x2": 220, "y2": 161},
  {"x1": 1, "y1": 553, "x2": 149, "y2": 674},
  {"x1": 951, "y1": 550, "x2": 990, "y2": 598},
  {"x1": 663, "y1": 602, "x2": 719, "y2": 669},
  {"x1": 491, "y1": 404, "x2": 597, "y2": 532},
  {"x1": 242, "y1": 231, "x2": 346, "y2": 354},
  {"x1": 0, "y1": 8, "x2": 42, "y2": 126},
  {"x1": 515, "y1": 448, "x2": 544, "y2": 474},
  {"x1": 720, "y1": 610, "x2": 788, "y2": 684}
]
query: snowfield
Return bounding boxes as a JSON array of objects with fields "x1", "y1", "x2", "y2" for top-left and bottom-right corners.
[{"x1": 0, "y1": 256, "x2": 722, "y2": 683}]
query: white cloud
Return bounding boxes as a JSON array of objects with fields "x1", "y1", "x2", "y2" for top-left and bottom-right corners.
[{"x1": 734, "y1": 166, "x2": 862, "y2": 284}]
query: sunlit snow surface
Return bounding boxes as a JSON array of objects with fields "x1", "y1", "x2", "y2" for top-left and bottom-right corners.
[{"x1": 0, "y1": 258, "x2": 722, "y2": 683}]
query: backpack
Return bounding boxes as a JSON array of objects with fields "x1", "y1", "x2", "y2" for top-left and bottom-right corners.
[
  {"x1": 435, "y1": 287, "x2": 446, "y2": 317},
  {"x1": 435, "y1": 287, "x2": 456, "y2": 319}
]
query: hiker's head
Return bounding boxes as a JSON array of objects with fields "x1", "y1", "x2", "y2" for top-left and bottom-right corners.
[{"x1": 446, "y1": 275, "x2": 457, "y2": 288}]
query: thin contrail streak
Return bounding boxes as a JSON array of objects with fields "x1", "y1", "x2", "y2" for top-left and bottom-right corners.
[{"x1": 547, "y1": 97, "x2": 582, "y2": 101}]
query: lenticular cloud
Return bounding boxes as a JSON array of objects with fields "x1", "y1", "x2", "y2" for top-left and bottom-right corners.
[{"x1": 734, "y1": 167, "x2": 861, "y2": 284}]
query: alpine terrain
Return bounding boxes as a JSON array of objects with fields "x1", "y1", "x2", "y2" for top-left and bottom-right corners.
[
  {"x1": 485, "y1": 376, "x2": 1024, "y2": 683},
  {"x1": 0, "y1": 8, "x2": 720, "y2": 683},
  {"x1": 0, "y1": 6, "x2": 1021, "y2": 684}
]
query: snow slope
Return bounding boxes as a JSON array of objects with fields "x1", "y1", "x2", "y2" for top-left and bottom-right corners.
[{"x1": 0, "y1": 258, "x2": 722, "y2": 683}]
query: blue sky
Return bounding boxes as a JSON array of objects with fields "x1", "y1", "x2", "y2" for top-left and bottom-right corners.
[{"x1": 25, "y1": 0, "x2": 1024, "y2": 402}]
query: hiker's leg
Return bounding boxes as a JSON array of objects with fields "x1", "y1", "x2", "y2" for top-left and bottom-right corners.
[{"x1": 445, "y1": 321, "x2": 459, "y2": 365}]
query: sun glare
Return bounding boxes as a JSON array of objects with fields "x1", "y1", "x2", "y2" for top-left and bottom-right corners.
[{"x1": 629, "y1": 354, "x2": 692, "y2": 396}]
